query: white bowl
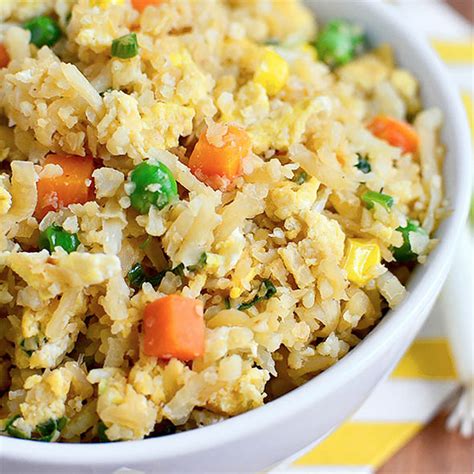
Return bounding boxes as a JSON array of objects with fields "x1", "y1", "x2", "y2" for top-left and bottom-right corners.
[{"x1": 2, "y1": 1, "x2": 471, "y2": 473}]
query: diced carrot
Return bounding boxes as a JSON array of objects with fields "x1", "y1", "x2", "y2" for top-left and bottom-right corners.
[
  {"x1": 0, "y1": 43, "x2": 10, "y2": 69},
  {"x1": 131, "y1": 0, "x2": 163, "y2": 12},
  {"x1": 368, "y1": 115, "x2": 419, "y2": 154},
  {"x1": 188, "y1": 125, "x2": 251, "y2": 190},
  {"x1": 143, "y1": 294, "x2": 205, "y2": 361},
  {"x1": 35, "y1": 154, "x2": 95, "y2": 220}
]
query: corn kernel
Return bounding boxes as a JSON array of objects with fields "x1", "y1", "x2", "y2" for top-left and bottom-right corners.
[
  {"x1": 230, "y1": 287, "x2": 243, "y2": 299},
  {"x1": 90, "y1": 0, "x2": 124, "y2": 9},
  {"x1": 254, "y1": 48, "x2": 289, "y2": 96},
  {"x1": 343, "y1": 238, "x2": 381, "y2": 286}
]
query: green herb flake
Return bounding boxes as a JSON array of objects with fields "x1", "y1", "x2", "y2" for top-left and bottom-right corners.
[
  {"x1": 292, "y1": 171, "x2": 309, "y2": 185},
  {"x1": 355, "y1": 154, "x2": 371, "y2": 174},
  {"x1": 98, "y1": 421, "x2": 110, "y2": 443},
  {"x1": 391, "y1": 219, "x2": 428, "y2": 263},
  {"x1": 171, "y1": 263, "x2": 185, "y2": 278},
  {"x1": 36, "y1": 416, "x2": 68, "y2": 442},
  {"x1": 238, "y1": 279, "x2": 277, "y2": 311},
  {"x1": 188, "y1": 252, "x2": 207, "y2": 272},
  {"x1": 127, "y1": 262, "x2": 146, "y2": 288},
  {"x1": 4, "y1": 415, "x2": 29, "y2": 439},
  {"x1": 20, "y1": 336, "x2": 40, "y2": 356},
  {"x1": 127, "y1": 262, "x2": 166, "y2": 289},
  {"x1": 361, "y1": 190, "x2": 394, "y2": 211}
]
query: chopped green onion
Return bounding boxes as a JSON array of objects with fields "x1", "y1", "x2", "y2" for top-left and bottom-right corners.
[
  {"x1": 361, "y1": 190, "x2": 394, "y2": 211},
  {"x1": 391, "y1": 220, "x2": 428, "y2": 262},
  {"x1": 23, "y1": 16, "x2": 62, "y2": 48},
  {"x1": 188, "y1": 252, "x2": 207, "y2": 272},
  {"x1": 98, "y1": 421, "x2": 110, "y2": 442},
  {"x1": 111, "y1": 32, "x2": 139, "y2": 59},
  {"x1": 4, "y1": 415, "x2": 29, "y2": 439},
  {"x1": 238, "y1": 279, "x2": 277, "y2": 311},
  {"x1": 127, "y1": 263, "x2": 166, "y2": 289},
  {"x1": 314, "y1": 19, "x2": 365, "y2": 67},
  {"x1": 171, "y1": 263, "x2": 185, "y2": 278},
  {"x1": 127, "y1": 263, "x2": 146, "y2": 288},
  {"x1": 36, "y1": 417, "x2": 67, "y2": 442},
  {"x1": 20, "y1": 336, "x2": 40, "y2": 356},
  {"x1": 355, "y1": 154, "x2": 371, "y2": 174},
  {"x1": 224, "y1": 296, "x2": 231, "y2": 310},
  {"x1": 3, "y1": 415, "x2": 67, "y2": 441},
  {"x1": 39, "y1": 224, "x2": 80, "y2": 254},
  {"x1": 292, "y1": 170, "x2": 309, "y2": 185},
  {"x1": 129, "y1": 161, "x2": 178, "y2": 214}
]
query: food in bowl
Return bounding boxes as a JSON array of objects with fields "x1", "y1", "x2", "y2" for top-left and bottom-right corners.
[{"x1": 0, "y1": 0, "x2": 445, "y2": 443}]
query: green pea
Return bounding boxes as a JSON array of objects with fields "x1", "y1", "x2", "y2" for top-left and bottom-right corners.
[
  {"x1": 111, "y1": 33, "x2": 139, "y2": 59},
  {"x1": 23, "y1": 16, "x2": 62, "y2": 49},
  {"x1": 39, "y1": 224, "x2": 80, "y2": 254},
  {"x1": 315, "y1": 19, "x2": 365, "y2": 67},
  {"x1": 129, "y1": 161, "x2": 178, "y2": 214},
  {"x1": 392, "y1": 220, "x2": 428, "y2": 263}
]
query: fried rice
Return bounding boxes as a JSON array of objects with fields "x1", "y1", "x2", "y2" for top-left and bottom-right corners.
[{"x1": 0, "y1": 0, "x2": 445, "y2": 443}]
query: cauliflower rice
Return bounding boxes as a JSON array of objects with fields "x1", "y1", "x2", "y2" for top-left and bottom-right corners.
[{"x1": 0, "y1": 0, "x2": 446, "y2": 443}]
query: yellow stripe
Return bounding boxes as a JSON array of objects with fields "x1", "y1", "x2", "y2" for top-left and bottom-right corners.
[
  {"x1": 294, "y1": 422, "x2": 421, "y2": 468},
  {"x1": 391, "y1": 338, "x2": 457, "y2": 380},
  {"x1": 431, "y1": 39, "x2": 474, "y2": 63},
  {"x1": 461, "y1": 92, "x2": 474, "y2": 140}
]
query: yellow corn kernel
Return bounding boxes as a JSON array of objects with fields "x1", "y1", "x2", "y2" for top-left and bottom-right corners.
[
  {"x1": 254, "y1": 48, "x2": 289, "y2": 96},
  {"x1": 90, "y1": 0, "x2": 124, "y2": 8},
  {"x1": 230, "y1": 287, "x2": 243, "y2": 299},
  {"x1": 343, "y1": 238, "x2": 381, "y2": 286}
]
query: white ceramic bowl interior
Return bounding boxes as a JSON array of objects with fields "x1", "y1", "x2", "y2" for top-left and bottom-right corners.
[{"x1": 2, "y1": 1, "x2": 471, "y2": 473}]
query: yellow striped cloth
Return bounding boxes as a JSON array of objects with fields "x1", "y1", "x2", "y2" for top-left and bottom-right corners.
[{"x1": 277, "y1": 3, "x2": 473, "y2": 473}]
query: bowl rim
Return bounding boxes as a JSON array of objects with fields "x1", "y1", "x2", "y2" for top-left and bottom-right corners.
[{"x1": 3, "y1": 0, "x2": 472, "y2": 467}]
